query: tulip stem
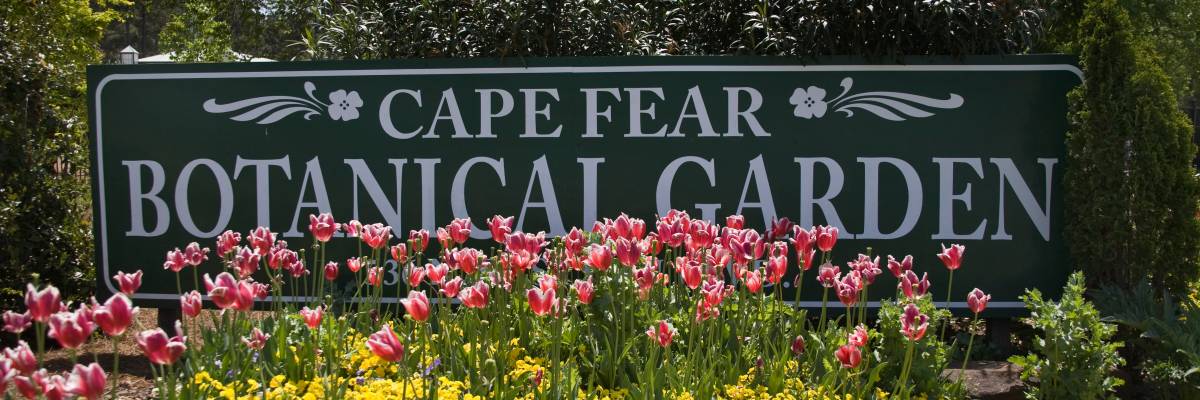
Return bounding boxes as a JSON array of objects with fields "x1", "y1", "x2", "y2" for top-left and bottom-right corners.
[
  {"x1": 958, "y1": 312, "x2": 979, "y2": 385},
  {"x1": 111, "y1": 335, "x2": 121, "y2": 400},
  {"x1": 940, "y1": 269, "x2": 954, "y2": 340}
]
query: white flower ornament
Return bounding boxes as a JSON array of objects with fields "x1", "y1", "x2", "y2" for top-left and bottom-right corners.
[
  {"x1": 789, "y1": 86, "x2": 828, "y2": 119},
  {"x1": 327, "y1": 89, "x2": 363, "y2": 121}
]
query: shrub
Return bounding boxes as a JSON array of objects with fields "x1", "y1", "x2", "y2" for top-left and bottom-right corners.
[
  {"x1": 1063, "y1": 0, "x2": 1200, "y2": 293},
  {"x1": 1009, "y1": 272, "x2": 1124, "y2": 399},
  {"x1": 1094, "y1": 281, "x2": 1200, "y2": 398}
]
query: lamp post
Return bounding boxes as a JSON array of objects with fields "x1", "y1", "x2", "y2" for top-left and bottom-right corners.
[{"x1": 119, "y1": 45, "x2": 139, "y2": 65}]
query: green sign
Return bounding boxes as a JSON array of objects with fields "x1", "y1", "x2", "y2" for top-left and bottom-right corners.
[{"x1": 88, "y1": 56, "x2": 1080, "y2": 310}]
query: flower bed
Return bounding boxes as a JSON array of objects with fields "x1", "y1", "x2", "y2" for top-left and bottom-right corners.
[{"x1": 2, "y1": 211, "x2": 992, "y2": 399}]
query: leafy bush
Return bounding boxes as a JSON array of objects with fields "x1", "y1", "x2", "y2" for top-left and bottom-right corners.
[
  {"x1": 1009, "y1": 272, "x2": 1124, "y2": 399},
  {"x1": 294, "y1": 0, "x2": 1048, "y2": 60},
  {"x1": 1094, "y1": 281, "x2": 1200, "y2": 398},
  {"x1": 0, "y1": 1, "x2": 119, "y2": 309},
  {"x1": 1063, "y1": 0, "x2": 1200, "y2": 294}
]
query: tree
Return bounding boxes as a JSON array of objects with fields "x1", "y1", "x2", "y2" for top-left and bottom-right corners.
[
  {"x1": 1064, "y1": 0, "x2": 1200, "y2": 294},
  {"x1": 159, "y1": 0, "x2": 236, "y2": 62},
  {"x1": 0, "y1": 0, "x2": 124, "y2": 308}
]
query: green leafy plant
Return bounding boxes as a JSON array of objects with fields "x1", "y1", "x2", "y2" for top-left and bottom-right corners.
[
  {"x1": 1094, "y1": 281, "x2": 1200, "y2": 398},
  {"x1": 1009, "y1": 272, "x2": 1124, "y2": 400},
  {"x1": 876, "y1": 296, "x2": 952, "y2": 397}
]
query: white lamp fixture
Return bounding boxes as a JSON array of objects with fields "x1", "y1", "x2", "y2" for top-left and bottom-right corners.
[{"x1": 119, "y1": 46, "x2": 139, "y2": 65}]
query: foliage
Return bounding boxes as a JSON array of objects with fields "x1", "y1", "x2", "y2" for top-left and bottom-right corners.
[
  {"x1": 295, "y1": 0, "x2": 1048, "y2": 60},
  {"x1": 1062, "y1": 0, "x2": 1200, "y2": 294},
  {"x1": 1009, "y1": 272, "x2": 1124, "y2": 400},
  {"x1": 158, "y1": 0, "x2": 237, "y2": 62},
  {"x1": 0, "y1": 1, "x2": 124, "y2": 309},
  {"x1": 1040, "y1": 0, "x2": 1200, "y2": 100},
  {"x1": 1093, "y1": 281, "x2": 1200, "y2": 398}
]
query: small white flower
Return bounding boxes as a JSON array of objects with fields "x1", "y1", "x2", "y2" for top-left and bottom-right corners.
[
  {"x1": 789, "y1": 86, "x2": 828, "y2": 119},
  {"x1": 327, "y1": 89, "x2": 363, "y2": 121}
]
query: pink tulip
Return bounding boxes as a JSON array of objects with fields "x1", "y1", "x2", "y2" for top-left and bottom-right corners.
[
  {"x1": 850, "y1": 254, "x2": 882, "y2": 285},
  {"x1": 848, "y1": 325, "x2": 869, "y2": 347},
  {"x1": 299, "y1": 306, "x2": 323, "y2": 329},
  {"x1": 216, "y1": 230, "x2": 241, "y2": 256},
  {"x1": 48, "y1": 310, "x2": 94, "y2": 349},
  {"x1": 163, "y1": 248, "x2": 187, "y2": 272},
  {"x1": 360, "y1": 223, "x2": 392, "y2": 249},
  {"x1": 136, "y1": 324, "x2": 186, "y2": 365},
  {"x1": 573, "y1": 278, "x2": 595, "y2": 305},
  {"x1": 452, "y1": 248, "x2": 482, "y2": 274},
  {"x1": 563, "y1": 228, "x2": 587, "y2": 256},
  {"x1": 390, "y1": 243, "x2": 409, "y2": 265},
  {"x1": 180, "y1": 291, "x2": 202, "y2": 318},
  {"x1": 459, "y1": 282, "x2": 490, "y2": 308},
  {"x1": 247, "y1": 227, "x2": 276, "y2": 256},
  {"x1": 426, "y1": 262, "x2": 448, "y2": 284},
  {"x1": 766, "y1": 243, "x2": 789, "y2": 284},
  {"x1": 488, "y1": 215, "x2": 514, "y2": 243},
  {"x1": 633, "y1": 265, "x2": 658, "y2": 300},
  {"x1": 886, "y1": 255, "x2": 913, "y2": 278},
  {"x1": 744, "y1": 269, "x2": 763, "y2": 294},
  {"x1": 526, "y1": 286, "x2": 557, "y2": 317},
  {"x1": 367, "y1": 267, "x2": 383, "y2": 287},
  {"x1": 0, "y1": 358, "x2": 15, "y2": 392},
  {"x1": 586, "y1": 244, "x2": 614, "y2": 272},
  {"x1": 93, "y1": 294, "x2": 136, "y2": 336},
  {"x1": 347, "y1": 257, "x2": 364, "y2": 273},
  {"x1": 323, "y1": 261, "x2": 339, "y2": 281},
  {"x1": 242, "y1": 327, "x2": 270, "y2": 350},
  {"x1": 725, "y1": 215, "x2": 745, "y2": 230},
  {"x1": 345, "y1": 219, "x2": 363, "y2": 237},
  {"x1": 268, "y1": 247, "x2": 299, "y2": 271},
  {"x1": 446, "y1": 218, "x2": 472, "y2": 245},
  {"x1": 400, "y1": 291, "x2": 431, "y2": 322},
  {"x1": 680, "y1": 259, "x2": 702, "y2": 290},
  {"x1": 13, "y1": 369, "x2": 45, "y2": 400},
  {"x1": 3, "y1": 311, "x2": 31, "y2": 334},
  {"x1": 435, "y1": 228, "x2": 453, "y2": 250},
  {"x1": 440, "y1": 277, "x2": 464, "y2": 298},
  {"x1": 308, "y1": 213, "x2": 340, "y2": 242},
  {"x1": 836, "y1": 277, "x2": 860, "y2": 307},
  {"x1": 898, "y1": 270, "x2": 931, "y2": 299},
  {"x1": 366, "y1": 324, "x2": 405, "y2": 362},
  {"x1": 408, "y1": 229, "x2": 430, "y2": 253},
  {"x1": 25, "y1": 284, "x2": 61, "y2": 323},
  {"x1": 406, "y1": 265, "x2": 426, "y2": 287},
  {"x1": 815, "y1": 225, "x2": 838, "y2": 252},
  {"x1": 900, "y1": 303, "x2": 929, "y2": 341},
  {"x1": 967, "y1": 288, "x2": 991, "y2": 314},
  {"x1": 835, "y1": 344, "x2": 862, "y2": 369},
  {"x1": 6, "y1": 341, "x2": 36, "y2": 374},
  {"x1": 816, "y1": 264, "x2": 840, "y2": 288},
  {"x1": 113, "y1": 270, "x2": 143, "y2": 295},
  {"x1": 231, "y1": 246, "x2": 261, "y2": 278},
  {"x1": 768, "y1": 217, "x2": 792, "y2": 241},
  {"x1": 936, "y1": 243, "x2": 966, "y2": 270},
  {"x1": 42, "y1": 373, "x2": 68, "y2": 400},
  {"x1": 13, "y1": 369, "x2": 42, "y2": 399},
  {"x1": 203, "y1": 272, "x2": 255, "y2": 311},
  {"x1": 615, "y1": 238, "x2": 640, "y2": 267},
  {"x1": 791, "y1": 335, "x2": 805, "y2": 356},
  {"x1": 646, "y1": 320, "x2": 677, "y2": 347},
  {"x1": 66, "y1": 363, "x2": 106, "y2": 400},
  {"x1": 183, "y1": 242, "x2": 209, "y2": 266}
]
